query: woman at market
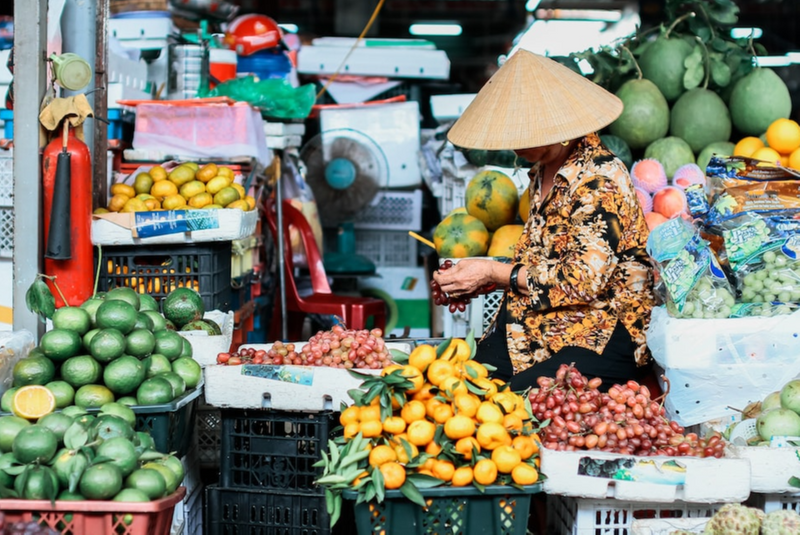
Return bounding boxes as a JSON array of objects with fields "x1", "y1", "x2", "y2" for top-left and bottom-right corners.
[{"x1": 433, "y1": 49, "x2": 656, "y2": 392}]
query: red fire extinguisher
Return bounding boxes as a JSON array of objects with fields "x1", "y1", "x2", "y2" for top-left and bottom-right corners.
[{"x1": 42, "y1": 123, "x2": 94, "y2": 307}]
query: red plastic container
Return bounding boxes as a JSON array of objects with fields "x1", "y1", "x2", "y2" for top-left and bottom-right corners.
[{"x1": 0, "y1": 487, "x2": 186, "y2": 535}]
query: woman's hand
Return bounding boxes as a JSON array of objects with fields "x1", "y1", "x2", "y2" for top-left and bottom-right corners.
[{"x1": 433, "y1": 258, "x2": 498, "y2": 298}]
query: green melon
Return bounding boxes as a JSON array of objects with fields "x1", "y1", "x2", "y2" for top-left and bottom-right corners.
[
  {"x1": 670, "y1": 88, "x2": 732, "y2": 153},
  {"x1": 609, "y1": 79, "x2": 670, "y2": 150},
  {"x1": 729, "y1": 68, "x2": 792, "y2": 136},
  {"x1": 644, "y1": 137, "x2": 696, "y2": 178}
]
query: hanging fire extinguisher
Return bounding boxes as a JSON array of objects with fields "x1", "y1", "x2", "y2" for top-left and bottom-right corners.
[{"x1": 42, "y1": 122, "x2": 93, "y2": 307}]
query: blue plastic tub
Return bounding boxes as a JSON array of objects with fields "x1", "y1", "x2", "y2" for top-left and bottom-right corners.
[
  {"x1": 107, "y1": 108, "x2": 122, "y2": 140},
  {"x1": 1, "y1": 109, "x2": 12, "y2": 139}
]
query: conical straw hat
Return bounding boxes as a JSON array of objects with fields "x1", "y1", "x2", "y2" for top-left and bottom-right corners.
[{"x1": 448, "y1": 49, "x2": 623, "y2": 150}]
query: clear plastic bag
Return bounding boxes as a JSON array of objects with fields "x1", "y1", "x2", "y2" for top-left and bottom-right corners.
[
  {"x1": 281, "y1": 150, "x2": 324, "y2": 268},
  {"x1": 0, "y1": 330, "x2": 35, "y2": 396}
]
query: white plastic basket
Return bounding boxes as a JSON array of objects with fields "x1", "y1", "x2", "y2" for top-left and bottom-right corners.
[
  {"x1": 630, "y1": 517, "x2": 710, "y2": 535},
  {"x1": 441, "y1": 290, "x2": 504, "y2": 339},
  {"x1": 547, "y1": 494, "x2": 723, "y2": 535}
]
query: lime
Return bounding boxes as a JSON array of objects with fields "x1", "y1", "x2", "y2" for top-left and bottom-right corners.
[
  {"x1": 143, "y1": 354, "x2": 172, "y2": 378},
  {"x1": 52, "y1": 307, "x2": 92, "y2": 336},
  {"x1": 136, "y1": 377, "x2": 174, "y2": 405},
  {"x1": 134, "y1": 431, "x2": 156, "y2": 451},
  {"x1": 28, "y1": 347, "x2": 46, "y2": 359},
  {"x1": 12, "y1": 424, "x2": 58, "y2": 464},
  {"x1": 113, "y1": 488, "x2": 151, "y2": 502},
  {"x1": 96, "y1": 437, "x2": 139, "y2": 477},
  {"x1": 117, "y1": 396, "x2": 138, "y2": 407},
  {"x1": 164, "y1": 319, "x2": 176, "y2": 331},
  {"x1": 40, "y1": 328, "x2": 82, "y2": 362},
  {"x1": 95, "y1": 300, "x2": 138, "y2": 335},
  {"x1": 172, "y1": 357, "x2": 202, "y2": 389},
  {"x1": 83, "y1": 328, "x2": 101, "y2": 351},
  {"x1": 125, "y1": 468, "x2": 166, "y2": 500},
  {"x1": 0, "y1": 452, "x2": 17, "y2": 488},
  {"x1": 126, "y1": 329, "x2": 156, "y2": 359},
  {"x1": 180, "y1": 337, "x2": 193, "y2": 359},
  {"x1": 46, "y1": 380, "x2": 75, "y2": 408},
  {"x1": 0, "y1": 415, "x2": 31, "y2": 453},
  {"x1": 134, "y1": 312, "x2": 155, "y2": 332},
  {"x1": 105, "y1": 287, "x2": 141, "y2": 312},
  {"x1": 74, "y1": 384, "x2": 115, "y2": 409},
  {"x1": 80, "y1": 297, "x2": 104, "y2": 327},
  {"x1": 12, "y1": 356, "x2": 56, "y2": 386},
  {"x1": 89, "y1": 328, "x2": 127, "y2": 363},
  {"x1": 58, "y1": 489, "x2": 86, "y2": 501},
  {"x1": 138, "y1": 294, "x2": 159, "y2": 313},
  {"x1": 159, "y1": 455, "x2": 185, "y2": 484},
  {"x1": 100, "y1": 402, "x2": 137, "y2": 428},
  {"x1": 142, "y1": 462, "x2": 179, "y2": 494},
  {"x1": 61, "y1": 355, "x2": 102, "y2": 388},
  {"x1": 37, "y1": 413, "x2": 74, "y2": 442},
  {"x1": 15, "y1": 465, "x2": 58, "y2": 500},
  {"x1": 142, "y1": 310, "x2": 167, "y2": 332},
  {"x1": 61, "y1": 405, "x2": 88, "y2": 419},
  {"x1": 80, "y1": 463, "x2": 123, "y2": 500},
  {"x1": 162, "y1": 288, "x2": 205, "y2": 328},
  {"x1": 93, "y1": 414, "x2": 134, "y2": 441},
  {"x1": 157, "y1": 372, "x2": 186, "y2": 398},
  {"x1": 153, "y1": 330, "x2": 184, "y2": 361},
  {"x1": 1, "y1": 388, "x2": 18, "y2": 413},
  {"x1": 103, "y1": 356, "x2": 146, "y2": 396},
  {"x1": 52, "y1": 448, "x2": 89, "y2": 489}
]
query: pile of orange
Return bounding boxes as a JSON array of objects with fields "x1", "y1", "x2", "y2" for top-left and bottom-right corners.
[
  {"x1": 733, "y1": 118, "x2": 800, "y2": 171},
  {"x1": 338, "y1": 338, "x2": 541, "y2": 492}
]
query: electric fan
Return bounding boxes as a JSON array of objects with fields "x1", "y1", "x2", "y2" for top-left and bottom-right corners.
[{"x1": 299, "y1": 128, "x2": 390, "y2": 274}]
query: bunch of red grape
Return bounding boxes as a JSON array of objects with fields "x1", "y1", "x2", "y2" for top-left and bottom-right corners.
[
  {"x1": 216, "y1": 327, "x2": 393, "y2": 369},
  {"x1": 431, "y1": 259, "x2": 498, "y2": 313},
  {"x1": 2, "y1": 520, "x2": 59, "y2": 535},
  {"x1": 530, "y1": 364, "x2": 726, "y2": 458}
]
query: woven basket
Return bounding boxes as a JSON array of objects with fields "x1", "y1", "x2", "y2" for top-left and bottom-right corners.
[{"x1": 110, "y1": 0, "x2": 169, "y2": 14}]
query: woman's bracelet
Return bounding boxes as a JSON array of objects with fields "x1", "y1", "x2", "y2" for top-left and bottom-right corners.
[{"x1": 509, "y1": 263, "x2": 524, "y2": 294}]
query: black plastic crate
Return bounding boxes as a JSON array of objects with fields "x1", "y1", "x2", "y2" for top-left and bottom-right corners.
[
  {"x1": 220, "y1": 408, "x2": 334, "y2": 492},
  {"x1": 96, "y1": 242, "x2": 233, "y2": 311}
]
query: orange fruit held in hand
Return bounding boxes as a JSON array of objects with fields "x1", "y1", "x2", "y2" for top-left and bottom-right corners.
[
  {"x1": 451, "y1": 466, "x2": 474, "y2": 487},
  {"x1": 473, "y1": 459, "x2": 498, "y2": 486},
  {"x1": 444, "y1": 414, "x2": 476, "y2": 440},
  {"x1": 407, "y1": 420, "x2": 436, "y2": 447},
  {"x1": 492, "y1": 445, "x2": 522, "y2": 474},
  {"x1": 380, "y1": 461, "x2": 406, "y2": 490},
  {"x1": 368, "y1": 445, "x2": 398, "y2": 468}
]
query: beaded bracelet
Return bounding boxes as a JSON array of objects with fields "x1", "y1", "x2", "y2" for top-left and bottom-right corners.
[{"x1": 509, "y1": 263, "x2": 524, "y2": 294}]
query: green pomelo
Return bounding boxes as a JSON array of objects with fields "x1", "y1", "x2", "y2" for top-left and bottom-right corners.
[
  {"x1": 100, "y1": 402, "x2": 137, "y2": 428},
  {"x1": 142, "y1": 462, "x2": 179, "y2": 494},
  {"x1": 12, "y1": 425, "x2": 58, "y2": 464},
  {"x1": 37, "y1": 413, "x2": 74, "y2": 443},
  {"x1": 179, "y1": 337, "x2": 193, "y2": 359},
  {"x1": 79, "y1": 463, "x2": 123, "y2": 500},
  {"x1": 45, "y1": 380, "x2": 75, "y2": 408},
  {"x1": 80, "y1": 298, "x2": 104, "y2": 327},
  {"x1": 125, "y1": 329, "x2": 156, "y2": 359},
  {"x1": 609, "y1": 79, "x2": 670, "y2": 149},
  {"x1": 162, "y1": 288, "x2": 205, "y2": 328},
  {"x1": 670, "y1": 88, "x2": 732, "y2": 153},
  {"x1": 142, "y1": 310, "x2": 167, "y2": 332},
  {"x1": 52, "y1": 307, "x2": 92, "y2": 336},
  {"x1": 157, "y1": 372, "x2": 186, "y2": 398},
  {"x1": 12, "y1": 356, "x2": 56, "y2": 386},
  {"x1": 60, "y1": 356, "x2": 102, "y2": 388},
  {"x1": 53, "y1": 448, "x2": 89, "y2": 489},
  {"x1": 143, "y1": 354, "x2": 173, "y2": 378},
  {"x1": 134, "y1": 313, "x2": 155, "y2": 332},
  {"x1": 138, "y1": 293, "x2": 160, "y2": 313},
  {"x1": 92, "y1": 414, "x2": 135, "y2": 441},
  {"x1": 96, "y1": 437, "x2": 139, "y2": 477},
  {"x1": 83, "y1": 328, "x2": 100, "y2": 352},
  {"x1": 15, "y1": 465, "x2": 58, "y2": 500},
  {"x1": 639, "y1": 37, "x2": 693, "y2": 102},
  {"x1": 1, "y1": 388, "x2": 17, "y2": 413},
  {"x1": 153, "y1": 330, "x2": 184, "y2": 361},
  {"x1": 125, "y1": 468, "x2": 167, "y2": 500},
  {"x1": 113, "y1": 488, "x2": 151, "y2": 502},
  {"x1": 136, "y1": 377, "x2": 174, "y2": 405},
  {"x1": 103, "y1": 356, "x2": 146, "y2": 396},
  {"x1": 696, "y1": 141, "x2": 735, "y2": 174},
  {"x1": 644, "y1": 136, "x2": 696, "y2": 178},
  {"x1": 58, "y1": 490, "x2": 86, "y2": 501},
  {"x1": 89, "y1": 328, "x2": 127, "y2": 363},
  {"x1": 730, "y1": 68, "x2": 792, "y2": 136},
  {"x1": 0, "y1": 415, "x2": 31, "y2": 453},
  {"x1": 117, "y1": 396, "x2": 139, "y2": 407},
  {"x1": 172, "y1": 357, "x2": 202, "y2": 389},
  {"x1": 95, "y1": 299, "x2": 138, "y2": 335},
  {"x1": 74, "y1": 384, "x2": 115, "y2": 409},
  {"x1": 105, "y1": 287, "x2": 141, "y2": 312},
  {"x1": 599, "y1": 134, "x2": 633, "y2": 170}
]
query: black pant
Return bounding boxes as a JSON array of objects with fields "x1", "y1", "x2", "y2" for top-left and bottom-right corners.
[{"x1": 476, "y1": 305, "x2": 642, "y2": 392}]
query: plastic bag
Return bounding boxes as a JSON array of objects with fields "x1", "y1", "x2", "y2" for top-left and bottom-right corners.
[
  {"x1": 281, "y1": 150, "x2": 324, "y2": 268},
  {"x1": 720, "y1": 213, "x2": 800, "y2": 303},
  {"x1": 201, "y1": 76, "x2": 315, "y2": 120},
  {"x1": 705, "y1": 156, "x2": 800, "y2": 226},
  {"x1": 729, "y1": 302, "x2": 799, "y2": 318},
  {"x1": 0, "y1": 330, "x2": 35, "y2": 396}
]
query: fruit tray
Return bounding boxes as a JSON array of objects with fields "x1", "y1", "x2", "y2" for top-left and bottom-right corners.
[
  {"x1": 91, "y1": 208, "x2": 258, "y2": 246},
  {"x1": 178, "y1": 310, "x2": 234, "y2": 368},
  {"x1": 343, "y1": 484, "x2": 542, "y2": 535},
  {"x1": 726, "y1": 419, "x2": 800, "y2": 493},
  {"x1": 539, "y1": 448, "x2": 751, "y2": 503},
  {"x1": 0, "y1": 486, "x2": 185, "y2": 535},
  {"x1": 202, "y1": 342, "x2": 412, "y2": 411}
]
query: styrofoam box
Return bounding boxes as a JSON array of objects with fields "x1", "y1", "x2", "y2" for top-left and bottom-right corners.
[
  {"x1": 548, "y1": 494, "x2": 723, "y2": 535},
  {"x1": 91, "y1": 209, "x2": 258, "y2": 246},
  {"x1": 263, "y1": 121, "x2": 305, "y2": 136},
  {"x1": 630, "y1": 517, "x2": 710, "y2": 535},
  {"x1": 749, "y1": 492, "x2": 800, "y2": 514},
  {"x1": 647, "y1": 306, "x2": 800, "y2": 427},
  {"x1": 266, "y1": 135, "x2": 303, "y2": 149},
  {"x1": 203, "y1": 341, "x2": 412, "y2": 411},
  {"x1": 540, "y1": 449, "x2": 750, "y2": 503},
  {"x1": 727, "y1": 443, "x2": 800, "y2": 493},
  {"x1": 180, "y1": 311, "x2": 234, "y2": 367}
]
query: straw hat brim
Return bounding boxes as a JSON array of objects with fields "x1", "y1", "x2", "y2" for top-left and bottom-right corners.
[{"x1": 448, "y1": 49, "x2": 624, "y2": 151}]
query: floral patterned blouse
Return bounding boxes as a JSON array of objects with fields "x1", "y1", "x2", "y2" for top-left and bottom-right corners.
[{"x1": 500, "y1": 133, "x2": 655, "y2": 374}]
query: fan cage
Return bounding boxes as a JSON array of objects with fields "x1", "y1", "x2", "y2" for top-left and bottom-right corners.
[{"x1": 324, "y1": 189, "x2": 423, "y2": 231}]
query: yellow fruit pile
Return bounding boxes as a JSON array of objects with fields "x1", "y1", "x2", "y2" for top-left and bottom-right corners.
[
  {"x1": 733, "y1": 118, "x2": 800, "y2": 171},
  {"x1": 104, "y1": 260, "x2": 201, "y2": 296},
  {"x1": 315, "y1": 338, "x2": 542, "y2": 518},
  {"x1": 98, "y1": 162, "x2": 256, "y2": 214}
]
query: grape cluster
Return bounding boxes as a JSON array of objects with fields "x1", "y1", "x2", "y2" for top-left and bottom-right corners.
[
  {"x1": 216, "y1": 327, "x2": 392, "y2": 369},
  {"x1": 740, "y1": 250, "x2": 800, "y2": 304},
  {"x1": 3, "y1": 521, "x2": 59, "y2": 535},
  {"x1": 530, "y1": 364, "x2": 726, "y2": 458},
  {"x1": 430, "y1": 260, "x2": 498, "y2": 313}
]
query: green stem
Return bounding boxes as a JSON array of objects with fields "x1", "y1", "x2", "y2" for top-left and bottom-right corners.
[
  {"x1": 619, "y1": 46, "x2": 642, "y2": 80},
  {"x1": 693, "y1": 3, "x2": 716, "y2": 40},
  {"x1": 747, "y1": 33, "x2": 758, "y2": 62},
  {"x1": 665, "y1": 11, "x2": 696, "y2": 39},
  {"x1": 93, "y1": 245, "x2": 102, "y2": 298},
  {"x1": 696, "y1": 37, "x2": 711, "y2": 89},
  {"x1": 40, "y1": 274, "x2": 68, "y2": 307}
]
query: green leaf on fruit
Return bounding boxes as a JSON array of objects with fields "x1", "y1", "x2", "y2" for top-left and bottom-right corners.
[
  {"x1": 63, "y1": 423, "x2": 88, "y2": 450},
  {"x1": 25, "y1": 278, "x2": 56, "y2": 322},
  {"x1": 405, "y1": 473, "x2": 446, "y2": 489},
  {"x1": 683, "y1": 64, "x2": 704, "y2": 90},
  {"x1": 389, "y1": 349, "x2": 409, "y2": 365},
  {"x1": 399, "y1": 480, "x2": 427, "y2": 508},
  {"x1": 710, "y1": 60, "x2": 731, "y2": 87}
]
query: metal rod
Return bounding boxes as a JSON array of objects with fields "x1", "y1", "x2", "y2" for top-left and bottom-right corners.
[{"x1": 274, "y1": 154, "x2": 288, "y2": 342}]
